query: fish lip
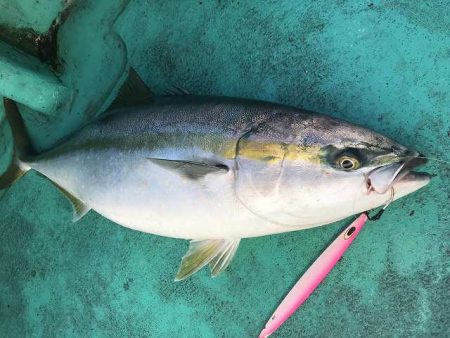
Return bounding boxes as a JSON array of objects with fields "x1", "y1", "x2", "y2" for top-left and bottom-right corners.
[
  {"x1": 366, "y1": 156, "x2": 429, "y2": 194},
  {"x1": 398, "y1": 171, "x2": 431, "y2": 183}
]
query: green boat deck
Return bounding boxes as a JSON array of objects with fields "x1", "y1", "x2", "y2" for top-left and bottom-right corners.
[{"x1": 0, "y1": 0, "x2": 449, "y2": 336}]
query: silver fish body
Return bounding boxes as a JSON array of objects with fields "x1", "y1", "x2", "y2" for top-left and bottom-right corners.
[{"x1": 27, "y1": 96, "x2": 430, "y2": 240}]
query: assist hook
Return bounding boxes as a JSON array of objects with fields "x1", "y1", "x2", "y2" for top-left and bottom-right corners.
[{"x1": 365, "y1": 187, "x2": 395, "y2": 221}]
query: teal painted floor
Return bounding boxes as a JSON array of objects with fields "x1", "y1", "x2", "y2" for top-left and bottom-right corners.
[{"x1": 0, "y1": 0, "x2": 449, "y2": 337}]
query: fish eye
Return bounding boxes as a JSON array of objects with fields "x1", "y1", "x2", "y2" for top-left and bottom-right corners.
[
  {"x1": 336, "y1": 156, "x2": 360, "y2": 170},
  {"x1": 322, "y1": 146, "x2": 365, "y2": 170}
]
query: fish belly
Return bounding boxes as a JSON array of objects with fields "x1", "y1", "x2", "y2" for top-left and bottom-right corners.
[{"x1": 31, "y1": 149, "x2": 308, "y2": 239}]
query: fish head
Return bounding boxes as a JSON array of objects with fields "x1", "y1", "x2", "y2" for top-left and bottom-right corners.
[
  {"x1": 234, "y1": 111, "x2": 431, "y2": 226},
  {"x1": 315, "y1": 125, "x2": 430, "y2": 215}
]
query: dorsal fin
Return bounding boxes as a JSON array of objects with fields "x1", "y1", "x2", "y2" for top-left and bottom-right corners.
[
  {"x1": 107, "y1": 68, "x2": 153, "y2": 112},
  {"x1": 164, "y1": 86, "x2": 191, "y2": 96},
  {"x1": 52, "y1": 182, "x2": 90, "y2": 222}
]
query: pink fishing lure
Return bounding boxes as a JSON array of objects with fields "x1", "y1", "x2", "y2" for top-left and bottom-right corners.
[{"x1": 259, "y1": 213, "x2": 369, "y2": 338}]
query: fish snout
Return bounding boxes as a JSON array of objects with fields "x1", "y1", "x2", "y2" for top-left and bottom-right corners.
[{"x1": 367, "y1": 154, "x2": 429, "y2": 194}]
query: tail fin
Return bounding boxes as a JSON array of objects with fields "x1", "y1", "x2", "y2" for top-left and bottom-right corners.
[{"x1": 0, "y1": 98, "x2": 33, "y2": 189}]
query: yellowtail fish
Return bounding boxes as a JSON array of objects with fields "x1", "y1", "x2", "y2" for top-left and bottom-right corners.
[{"x1": 0, "y1": 70, "x2": 430, "y2": 280}]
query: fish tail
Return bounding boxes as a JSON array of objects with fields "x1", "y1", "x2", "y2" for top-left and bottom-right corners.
[
  {"x1": 0, "y1": 155, "x2": 30, "y2": 189},
  {"x1": 0, "y1": 98, "x2": 33, "y2": 189}
]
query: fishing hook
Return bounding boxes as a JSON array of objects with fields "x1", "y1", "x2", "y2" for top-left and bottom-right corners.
[{"x1": 365, "y1": 187, "x2": 395, "y2": 221}]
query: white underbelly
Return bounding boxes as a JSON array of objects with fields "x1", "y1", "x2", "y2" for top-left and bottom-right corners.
[{"x1": 89, "y1": 162, "x2": 305, "y2": 239}]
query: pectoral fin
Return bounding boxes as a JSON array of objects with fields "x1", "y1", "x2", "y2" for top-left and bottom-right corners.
[
  {"x1": 148, "y1": 158, "x2": 228, "y2": 180},
  {"x1": 52, "y1": 182, "x2": 90, "y2": 222},
  {"x1": 175, "y1": 239, "x2": 241, "y2": 281}
]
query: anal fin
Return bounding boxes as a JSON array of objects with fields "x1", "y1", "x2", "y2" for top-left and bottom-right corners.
[
  {"x1": 175, "y1": 239, "x2": 241, "y2": 281},
  {"x1": 52, "y1": 182, "x2": 90, "y2": 222}
]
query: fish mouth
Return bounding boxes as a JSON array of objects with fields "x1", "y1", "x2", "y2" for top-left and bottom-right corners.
[{"x1": 366, "y1": 156, "x2": 430, "y2": 194}]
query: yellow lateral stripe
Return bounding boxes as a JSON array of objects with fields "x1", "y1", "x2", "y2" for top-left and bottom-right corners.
[{"x1": 223, "y1": 140, "x2": 321, "y2": 163}]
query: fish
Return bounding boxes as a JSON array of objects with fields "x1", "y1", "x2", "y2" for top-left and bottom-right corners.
[{"x1": 0, "y1": 70, "x2": 430, "y2": 280}]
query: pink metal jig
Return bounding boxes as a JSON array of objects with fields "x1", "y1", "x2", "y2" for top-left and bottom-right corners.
[{"x1": 259, "y1": 213, "x2": 369, "y2": 338}]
